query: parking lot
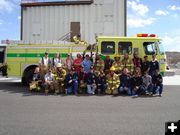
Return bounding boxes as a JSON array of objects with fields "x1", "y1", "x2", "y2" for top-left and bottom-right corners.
[{"x1": 0, "y1": 75, "x2": 180, "y2": 135}]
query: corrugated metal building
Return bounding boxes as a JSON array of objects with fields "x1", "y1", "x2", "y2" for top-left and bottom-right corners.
[{"x1": 21, "y1": 0, "x2": 126, "y2": 44}]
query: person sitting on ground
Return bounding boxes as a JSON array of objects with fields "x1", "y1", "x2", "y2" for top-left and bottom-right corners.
[
  {"x1": 119, "y1": 68, "x2": 131, "y2": 96},
  {"x1": 65, "y1": 68, "x2": 79, "y2": 95},
  {"x1": 142, "y1": 70, "x2": 153, "y2": 95},
  {"x1": 86, "y1": 66, "x2": 96, "y2": 95},
  {"x1": 152, "y1": 70, "x2": 163, "y2": 97},
  {"x1": 106, "y1": 66, "x2": 120, "y2": 95},
  {"x1": 44, "y1": 68, "x2": 58, "y2": 94},
  {"x1": 78, "y1": 66, "x2": 87, "y2": 94},
  {"x1": 96, "y1": 70, "x2": 107, "y2": 95},
  {"x1": 29, "y1": 66, "x2": 42, "y2": 91},
  {"x1": 54, "y1": 63, "x2": 67, "y2": 94},
  {"x1": 130, "y1": 67, "x2": 143, "y2": 97}
]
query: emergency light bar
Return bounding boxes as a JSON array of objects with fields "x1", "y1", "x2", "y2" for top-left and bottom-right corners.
[{"x1": 137, "y1": 33, "x2": 156, "y2": 37}]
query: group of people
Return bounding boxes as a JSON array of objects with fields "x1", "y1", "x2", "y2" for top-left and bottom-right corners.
[{"x1": 29, "y1": 51, "x2": 163, "y2": 97}]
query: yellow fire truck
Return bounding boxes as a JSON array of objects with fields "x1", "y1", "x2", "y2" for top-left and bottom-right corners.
[{"x1": 1, "y1": 33, "x2": 166, "y2": 84}]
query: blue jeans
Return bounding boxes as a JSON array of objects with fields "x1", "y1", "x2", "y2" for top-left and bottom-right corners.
[
  {"x1": 67, "y1": 81, "x2": 78, "y2": 95},
  {"x1": 119, "y1": 86, "x2": 131, "y2": 96},
  {"x1": 87, "y1": 84, "x2": 96, "y2": 94},
  {"x1": 153, "y1": 84, "x2": 163, "y2": 94}
]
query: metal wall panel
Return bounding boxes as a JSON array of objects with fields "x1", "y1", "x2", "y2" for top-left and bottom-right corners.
[{"x1": 22, "y1": 0, "x2": 126, "y2": 44}]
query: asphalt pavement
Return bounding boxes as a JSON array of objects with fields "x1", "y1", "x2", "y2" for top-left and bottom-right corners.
[{"x1": 0, "y1": 80, "x2": 180, "y2": 135}]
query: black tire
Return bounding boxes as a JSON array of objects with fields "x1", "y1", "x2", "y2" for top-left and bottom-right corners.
[{"x1": 22, "y1": 68, "x2": 35, "y2": 86}]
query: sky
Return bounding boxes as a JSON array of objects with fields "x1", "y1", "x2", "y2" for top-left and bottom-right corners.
[{"x1": 0, "y1": 0, "x2": 180, "y2": 52}]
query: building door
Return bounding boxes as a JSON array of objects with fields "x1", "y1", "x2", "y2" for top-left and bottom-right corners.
[{"x1": 71, "y1": 22, "x2": 80, "y2": 42}]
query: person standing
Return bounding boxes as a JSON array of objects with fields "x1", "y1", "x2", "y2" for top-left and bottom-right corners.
[
  {"x1": 149, "y1": 54, "x2": 160, "y2": 77},
  {"x1": 74, "y1": 53, "x2": 83, "y2": 74},
  {"x1": 132, "y1": 52, "x2": 142, "y2": 68},
  {"x1": 112, "y1": 55, "x2": 122, "y2": 75},
  {"x1": 94, "y1": 54, "x2": 104, "y2": 72},
  {"x1": 65, "y1": 53, "x2": 74, "y2": 71},
  {"x1": 82, "y1": 54, "x2": 92, "y2": 73},
  {"x1": 52, "y1": 53, "x2": 62, "y2": 67},
  {"x1": 121, "y1": 53, "x2": 133, "y2": 74},
  {"x1": 39, "y1": 52, "x2": 51, "y2": 76},
  {"x1": 141, "y1": 55, "x2": 150, "y2": 74},
  {"x1": 104, "y1": 55, "x2": 113, "y2": 74}
]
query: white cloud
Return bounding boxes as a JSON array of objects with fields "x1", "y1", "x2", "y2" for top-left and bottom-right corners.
[
  {"x1": 127, "y1": 17, "x2": 156, "y2": 28},
  {"x1": 0, "y1": 0, "x2": 15, "y2": 13},
  {"x1": 18, "y1": 16, "x2": 21, "y2": 20},
  {"x1": 162, "y1": 35, "x2": 180, "y2": 51},
  {"x1": 155, "y1": 10, "x2": 169, "y2": 16},
  {"x1": 127, "y1": 0, "x2": 149, "y2": 17},
  {"x1": 168, "y1": 5, "x2": 180, "y2": 11},
  {"x1": 171, "y1": 14, "x2": 179, "y2": 19}
]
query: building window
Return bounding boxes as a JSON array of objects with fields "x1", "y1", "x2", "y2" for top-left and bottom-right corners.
[
  {"x1": 118, "y1": 42, "x2": 132, "y2": 55},
  {"x1": 101, "y1": 41, "x2": 115, "y2": 54}
]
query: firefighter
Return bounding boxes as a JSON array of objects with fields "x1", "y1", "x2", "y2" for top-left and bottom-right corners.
[
  {"x1": 73, "y1": 34, "x2": 87, "y2": 45},
  {"x1": 112, "y1": 55, "x2": 122, "y2": 75},
  {"x1": 94, "y1": 54, "x2": 104, "y2": 72},
  {"x1": 78, "y1": 66, "x2": 87, "y2": 94},
  {"x1": 44, "y1": 68, "x2": 58, "y2": 94},
  {"x1": 29, "y1": 66, "x2": 42, "y2": 91},
  {"x1": 0, "y1": 62, "x2": 8, "y2": 78},
  {"x1": 106, "y1": 66, "x2": 120, "y2": 95},
  {"x1": 96, "y1": 70, "x2": 107, "y2": 94},
  {"x1": 104, "y1": 55, "x2": 113, "y2": 74},
  {"x1": 121, "y1": 53, "x2": 134, "y2": 74},
  {"x1": 39, "y1": 52, "x2": 51, "y2": 77},
  {"x1": 54, "y1": 63, "x2": 66, "y2": 94}
]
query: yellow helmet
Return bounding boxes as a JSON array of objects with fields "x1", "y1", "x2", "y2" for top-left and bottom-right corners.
[
  {"x1": 110, "y1": 66, "x2": 115, "y2": 71},
  {"x1": 114, "y1": 55, "x2": 120, "y2": 58},
  {"x1": 56, "y1": 63, "x2": 62, "y2": 68}
]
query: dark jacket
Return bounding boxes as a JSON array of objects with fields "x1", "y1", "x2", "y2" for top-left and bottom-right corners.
[
  {"x1": 152, "y1": 74, "x2": 162, "y2": 85},
  {"x1": 142, "y1": 61, "x2": 150, "y2": 72},
  {"x1": 65, "y1": 73, "x2": 78, "y2": 87},
  {"x1": 120, "y1": 74, "x2": 131, "y2": 87},
  {"x1": 131, "y1": 76, "x2": 143, "y2": 88},
  {"x1": 86, "y1": 72, "x2": 96, "y2": 85},
  {"x1": 133, "y1": 57, "x2": 142, "y2": 67},
  {"x1": 104, "y1": 59, "x2": 113, "y2": 71},
  {"x1": 32, "y1": 72, "x2": 41, "y2": 81},
  {"x1": 149, "y1": 61, "x2": 159, "y2": 73}
]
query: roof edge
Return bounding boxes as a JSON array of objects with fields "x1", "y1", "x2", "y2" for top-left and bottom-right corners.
[{"x1": 21, "y1": 0, "x2": 94, "y2": 7}]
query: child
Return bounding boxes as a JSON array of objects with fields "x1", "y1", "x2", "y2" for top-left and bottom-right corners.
[{"x1": 142, "y1": 71, "x2": 153, "y2": 95}]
